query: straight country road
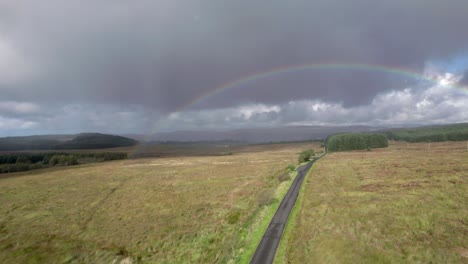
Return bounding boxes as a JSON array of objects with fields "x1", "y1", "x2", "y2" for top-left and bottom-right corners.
[{"x1": 250, "y1": 158, "x2": 319, "y2": 264}]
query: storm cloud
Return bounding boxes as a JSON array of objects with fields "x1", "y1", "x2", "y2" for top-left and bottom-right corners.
[
  {"x1": 1, "y1": 0, "x2": 468, "y2": 135},
  {"x1": 460, "y1": 71, "x2": 468, "y2": 87}
]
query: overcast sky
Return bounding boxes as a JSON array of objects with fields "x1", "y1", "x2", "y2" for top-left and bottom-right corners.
[{"x1": 1, "y1": 0, "x2": 468, "y2": 136}]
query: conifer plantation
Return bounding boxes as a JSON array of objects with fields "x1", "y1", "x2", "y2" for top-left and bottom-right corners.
[{"x1": 326, "y1": 133, "x2": 388, "y2": 152}]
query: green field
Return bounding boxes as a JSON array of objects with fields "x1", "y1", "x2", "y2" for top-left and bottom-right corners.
[
  {"x1": 277, "y1": 141, "x2": 468, "y2": 263},
  {"x1": 0, "y1": 143, "x2": 319, "y2": 263}
]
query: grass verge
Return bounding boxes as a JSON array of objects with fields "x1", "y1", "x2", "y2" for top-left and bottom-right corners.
[
  {"x1": 274, "y1": 159, "x2": 319, "y2": 264},
  {"x1": 236, "y1": 170, "x2": 299, "y2": 263}
]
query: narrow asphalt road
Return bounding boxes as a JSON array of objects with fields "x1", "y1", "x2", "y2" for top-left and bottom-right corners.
[{"x1": 250, "y1": 159, "x2": 317, "y2": 264}]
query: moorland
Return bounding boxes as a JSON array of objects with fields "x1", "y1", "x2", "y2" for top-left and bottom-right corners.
[
  {"x1": 277, "y1": 141, "x2": 468, "y2": 263},
  {"x1": 0, "y1": 142, "x2": 320, "y2": 263}
]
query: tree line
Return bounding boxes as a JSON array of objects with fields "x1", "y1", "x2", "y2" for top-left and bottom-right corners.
[
  {"x1": 0, "y1": 152, "x2": 127, "y2": 174},
  {"x1": 326, "y1": 133, "x2": 388, "y2": 152},
  {"x1": 383, "y1": 123, "x2": 468, "y2": 142}
]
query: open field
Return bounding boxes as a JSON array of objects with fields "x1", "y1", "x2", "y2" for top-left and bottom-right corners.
[
  {"x1": 129, "y1": 142, "x2": 321, "y2": 158},
  {"x1": 0, "y1": 142, "x2": 319, "y2": 263},
  {"x1": 277, "y1": 141, "x2": 468, "y2": 263},
  {"x1": 0, "y1": 141, "x2": 312, "y2": 157}
]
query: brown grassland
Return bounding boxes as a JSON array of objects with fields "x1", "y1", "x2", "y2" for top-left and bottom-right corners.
[
  {"x1": 0, "y1": 142, "x2": 318, "y2": 263},
  {"x1": 277, "y1": 141, "x2": 468, "y2": 263}
]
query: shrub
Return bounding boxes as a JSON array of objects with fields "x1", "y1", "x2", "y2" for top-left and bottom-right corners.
[
  {"x1": 257, "y1": 189, "x2": 276, "y2": 207},
  {"x1": 49, "y1": 155, "x2": 60, "y2": 166},
  {"x1": 67, "y1": 156, "x2": 78, "y2": 166},
  {"x1": 298, "y1": 149, "x2": 315, "y2": 163},
  {"x1": 286, "y1": 164, "x2": 296, "y2": 172},
  {"x1": 42, "y1": 155, "x2": 50, "y2": 164},
  {"x1": 226, "y1": 211, "x2": 241, "y2": 224},
  {"x1": 49, "y1": 155, "x2": 78, "y2": 166},
  {"x1": 15, "y1": 156, "x2": 31, "y2": 164},
  {"x1": 0, "y1": 163, "x2": 43, "y2": 173}
]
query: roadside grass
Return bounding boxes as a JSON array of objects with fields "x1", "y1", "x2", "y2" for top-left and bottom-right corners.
[
  {"x1": 274, "y1": 161, "x2": 316, "y2": 264},
  {"x1": 236, "y1": 170, "x2": 299, "y2": 263},
  {"x1": 277, "y1": 141, "x2": 468, "y2": 263},
  {"x1": 0, "y1": 142, "x2": 319, "y2": 263}
]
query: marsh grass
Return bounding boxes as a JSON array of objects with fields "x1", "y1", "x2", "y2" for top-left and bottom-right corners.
[
  {"x1": 276, "y1": 141, "x2": 468, "y2": 263},
  {"x1": 0, "y1": 142, "x2": 320, "y2": 263}
]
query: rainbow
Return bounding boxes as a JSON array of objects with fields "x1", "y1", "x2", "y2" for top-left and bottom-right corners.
[
  {"x1": 133, "y1": 62, "x2": 467, "y2": 150},
  {"x1": 183, "y1": 62, "x2": 467, "y2": 110},
  {"x1": 128, "y1": 62, "x2": 468, "y2": 154}
]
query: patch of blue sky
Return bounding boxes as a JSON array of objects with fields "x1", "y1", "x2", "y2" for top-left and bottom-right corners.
[{"x1": 432, "y1": 52, "x2": 468, "y2": 74}]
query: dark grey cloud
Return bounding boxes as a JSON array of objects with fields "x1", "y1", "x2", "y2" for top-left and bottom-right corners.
[
  {"x1": 460, "y1": 71, "x2": 468, "y2": 86},
  {"x1": 1, "y1": 79, "x2": 467, "y2": 137},
  {"x1": 1, "y1": 0, "x2": 468, "y2": 135}
]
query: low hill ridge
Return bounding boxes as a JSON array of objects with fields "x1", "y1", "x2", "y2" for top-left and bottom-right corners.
[{"x1": 0, "y1": 133, "x2": 138, "y2": 151}]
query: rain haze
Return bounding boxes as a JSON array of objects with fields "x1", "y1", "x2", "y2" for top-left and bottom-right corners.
[{"x1": 1, "y1": 0, "x2": 468, "y2": 136}]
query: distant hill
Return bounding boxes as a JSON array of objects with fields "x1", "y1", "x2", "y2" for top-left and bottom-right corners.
[
  {"x1": 0, "y1": 133, "x2": 138, "y2": 151},
  {"x1": 127, "y1": 125, "x2": 384, "y2": 143},
  {"x1": 126, "y1": 123, "x2": 468, "y2": 144}
]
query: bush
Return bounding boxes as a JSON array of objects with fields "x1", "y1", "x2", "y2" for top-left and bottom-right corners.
[
  {"x1": 0, "y1": 163, "x2": 43, "y2": 173},
  {"x1": 49, "y1": 155, "x2": 60, "y2": 166},
  {"x1": 67, "y1": 156, "x2": 78, "y2": 166},
  {"x1": 226, "y1": 211, "x2": 241, "y2": 224},
  {"x1": 50, "y1": 155, "x2": 78, "y2": 166},
  {"x1": 298, "y1": 149, "x2": 315, "y2": 163},
  {"x1": 286, "y1": 164, "x2": 296, "y2": 172},
  {"x1": 15, "y1": 156, "x2": 31, "y2": 164}
]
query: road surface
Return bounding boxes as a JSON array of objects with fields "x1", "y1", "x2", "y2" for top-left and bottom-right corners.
[{"x1": 250, "y1": 159, "x2": 317, "y2": 264}]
